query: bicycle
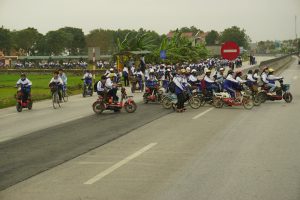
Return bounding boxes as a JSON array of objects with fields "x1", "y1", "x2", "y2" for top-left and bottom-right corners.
[
  {"x1": 62, "y1": 84, "x2": 68, "y2": 102},
  {"x1": 50, "y1": 83, "x2": 61, "y2": 109}
]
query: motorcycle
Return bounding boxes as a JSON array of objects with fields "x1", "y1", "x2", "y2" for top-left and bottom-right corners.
[
  {"x1": 92, "y1": 87, "x2": 137, "y2": 114},
  {"x1": 257, "y1": 78, "x2": 292, "y2": 103},
  {"x1": 143, "y1": 85, "x2": 164, "y2": 104},
  {"x1": 16, "y1": 85, "x2": 33, "y2": 112},
  {"x1": 213, "y1": 89, "x2": 254, "y2": 110},
  {"x1": 82, "y1": 78, "x2": 93, "y2": 97},
  {"x1": 162, "y1": 89, "x2": 201, "y2": 110}
]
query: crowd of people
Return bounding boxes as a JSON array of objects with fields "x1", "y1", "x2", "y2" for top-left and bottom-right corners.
[{"x1": 13, "y1": 61, "x2": 88, "y2": 69}]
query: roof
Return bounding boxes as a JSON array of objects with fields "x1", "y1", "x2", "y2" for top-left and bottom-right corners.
[
  {"x1": 116, "y1": 50, "x2": 151, "y2": 56},
  {"x1": 18, "y1": 55, "x2": 89, "y2": 60},
  {"x1": 167, "y1": 32, "x2": 194, "y2": 38}
]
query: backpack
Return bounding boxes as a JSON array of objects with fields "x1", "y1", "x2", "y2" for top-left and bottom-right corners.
[
  {"x1": 94, "y1": 81, "x2": 99, "y2": 92},
  {"x1": 168, "y1": 81, "x2": 176, "y2": 93}
]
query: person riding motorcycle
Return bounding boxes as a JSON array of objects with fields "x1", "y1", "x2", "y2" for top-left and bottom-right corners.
[
  {"x1": 96, "y1": 75, "x2": 118, "y2": 103},
  {"x1": 49, "y1": 71, "x2": 64, "y2": 101},
  {"x1": 173, "y1": 69, "x2": 187, "y2": 112},
  {"x1": 246, "y1": 70, "x2": 257, "y2": 88},
  {"x1": 145, "y1": 69, "x2": 159, "y2": 95},
  {"x1": 267, "y1": 68, "x2": 283, "y2": 94},
  {"x1": 204, "y1": 70, "x2": 219, "y2": 93},
  {"x1": 253, "y1": 69, "x2": 260, "y2": 82},
  {"x1": 82, "y1": 70, "x2": 93, "y2": 91},
  {"x1": 223, "y1": 70, "x2": 239, "y2": 99},
  {"x1": 16, "y1": 73, "x2": 32, "y2": 102},
  {"x1": 107, "y1": 68, "x2": 118, "y2": 83}
]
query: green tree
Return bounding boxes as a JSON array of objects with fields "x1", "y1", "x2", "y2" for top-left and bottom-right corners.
[
  {"x1": 58, "y1": 27, "x2": 86, "y2": 55},
  {"x1": 220, "y1": 26, "x2": 251, "y2": 49},
  {"x1": 205, "y1": 30, "x2": 219, "y2": 45},
  {"x1": 44, "y1": 30, "x2": 72, "y2": 55},
  {"x1": 0, "y1": 27, "x2": 12, "y2": 55},
  {"x1": 13, "y1": 27, "x2": 42, "y2": 55}
]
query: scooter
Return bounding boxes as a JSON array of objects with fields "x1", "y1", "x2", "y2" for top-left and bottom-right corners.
[
  {"x1": 257, "y1": 78, "x2": 292, "y2": 103},
  {"x1": 213, "y1": 90, "x2": 254, "y2": 110},
  {"x1": 92, "y1": 87, "x2": 137, "y2": 114},
  {"x1": 82, "y1": 78, "x2": 93, "y2": 97},
  {"x1": 16, "y1": 85, "x2": 33, "y2": 112},
  {"x1": 143, "y1": 85, "x2": 164, "y2": 104}
]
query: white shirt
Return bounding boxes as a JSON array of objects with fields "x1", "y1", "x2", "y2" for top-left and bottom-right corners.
[
  {"x1": 97, "y1": 78, "x2": 113, "y2": 91},
  {"x1": 226, "y1": 74, "x2": 238, "y2": 83},
  {"x1": 49, "y1": 77, "x2": 63, "y2": 85},
  {"x1": 173, "y1": 76, "x2": 184, "y2": 90},
  {"x1": 83, "y1": 73, "x2": 92, "y2": 79},
  {"x1": 247, "y1": 74, "x2": 256, "y2": 82},
  {"x1": 261, "y1": 72, "x2": 269, "y2": 83},
  {"x1": 188, "y1": 74, "x2": 198, "y2": 82},
  {"x1": 16, "y1": 78, "x2": 32, "y2": 86},
  {"x1": 267, "y1": 75, "x2": 282, "y2": 81},
  {"x1": 253, "y1": 73, "x2": 260, "y2": 80},
  {"x1": 204, "y1": 75, "x2": 215, "y2": 83},
  {"x1": 236, "y1": 76, "x2": 247, "y2": 83}
]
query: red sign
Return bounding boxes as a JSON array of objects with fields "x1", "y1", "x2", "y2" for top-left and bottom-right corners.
[{"x1": 221, "y1": 41, "x2": 240, "y2": 60}]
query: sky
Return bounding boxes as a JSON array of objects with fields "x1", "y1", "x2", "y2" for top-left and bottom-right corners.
[{"x1": 0, "y1": 0, "x2": 300, "y2": 42}]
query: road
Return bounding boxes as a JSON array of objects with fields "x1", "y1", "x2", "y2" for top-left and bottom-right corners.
[{"x1": 1, "y1": 56, "x2": 299, "y2": 200}]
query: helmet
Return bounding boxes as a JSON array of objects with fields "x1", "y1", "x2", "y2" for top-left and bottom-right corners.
[
  {"x1": 181, "y1": 68, "x2": 186, "y2": 74},
  {"x1": 167, "y1": 68, "x2": 171, "y2": 72},
  {"x1": 268, "y1": 68, "x2": 275, "y2": 73},
  {"x1": 191, "y1": 69, "x2": 197, "y2": 73},
  {"x1": 109, "y1": 68, "x2": 114, "y2": 72},
  {"x1": 149, "y1": 69, "x2": 155, "y2": 73},
  {"x1": 219, "y1": 68, "x2": 224, "y2": 71},
  {"x1": 186, "y1": 67, "x2": 191, "y2": 73},
  {"x1": 205, "y1": 70, "x2": 211, "y2": 74}
]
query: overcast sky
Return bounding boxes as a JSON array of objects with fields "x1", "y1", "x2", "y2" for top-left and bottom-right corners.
[{"x1": 1, "y1": 0, "x2": 299, "y2": 42}]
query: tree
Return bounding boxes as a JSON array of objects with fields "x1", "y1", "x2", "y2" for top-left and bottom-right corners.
[
  {"x1": 205, "y1": 30, "x2": 219, "y2": 45},
  {"x1": 0, "y1": 27, "x2": 12, "y2": 55},
  {"x1": 58, "y1": 27, "x2": 86, "y2": 55},
  {"x1": 220, "y1": 26, "x2": 251, "y2": 49},
  {"x1": 13, "y1": 27, "x2": 42, "y2": 55},
  {"x1": 44, "y1": 30, "x2": 72, "y2": 55}
]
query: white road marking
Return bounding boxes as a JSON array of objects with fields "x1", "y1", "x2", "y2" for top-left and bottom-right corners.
[
  {"x1": 62, "y1": 116, "x2": 83, "y2": 123},
  {"x1": 223, "y1": 49, "x2": 238, "y2": 53},
  {"x1": 192, "y1": 108, "x2": 214, "y2": 120},
  {"x1": 84, "y1": 143, "x2": 157, "y2": 185},
  {"x1": 78, "y1": 162, "x2": 114, "y2": 165}
]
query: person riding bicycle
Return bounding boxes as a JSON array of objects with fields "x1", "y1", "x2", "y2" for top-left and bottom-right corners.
[
  {"x1": 49, "y1": 71, "x2": 63, "y2": 101},
  {"x1": 267, "y1": 68, "x2": 283, "y2": 94},
  {"x1": 58, "y1": 68, "x2": 67, "y2": 92},
  {"x1": 82, "y1": 70, "x2": 93, "y2": 91},
  {"x1": 16, "y1": 73, "x2": 32, "y2": 102},
  {"x1": 188, "y1": 69, "x2": 200, "y2": 91}
]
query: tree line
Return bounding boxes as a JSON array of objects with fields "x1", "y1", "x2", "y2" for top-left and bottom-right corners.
[{"x1": 0, "y1": 25, "x2": 252, "y2": 62}]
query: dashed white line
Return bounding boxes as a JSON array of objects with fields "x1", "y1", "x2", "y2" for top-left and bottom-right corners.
[
  {"x1": 192, "y1": 108, "x2": 214, "y2": 120},
  {"x1": 84, "y1": 143, "x2": 157, "y2": 185}
]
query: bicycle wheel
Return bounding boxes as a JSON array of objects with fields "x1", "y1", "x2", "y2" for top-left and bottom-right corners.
[
  {"x1": 52, "y1": 92, "x2": 60, "y2": 109},
  {"x1": 62, "y1": 90, "x2": 68, "y2": 102}
]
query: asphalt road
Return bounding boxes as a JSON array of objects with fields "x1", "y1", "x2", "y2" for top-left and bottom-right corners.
[{"x1": 2, "y1": 56, "x2": 298, "y2": 200}]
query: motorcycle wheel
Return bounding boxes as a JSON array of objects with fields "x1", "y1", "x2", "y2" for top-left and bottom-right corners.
[
  {"x1": 162, "y1": 97, "x2": 172, "y2": 109},
  {"x1": 28, "y1": 101, "x2": 33, "y2": 110},
  {"x1": 92, "y1": 101, "x2": 105, "y2": 114},
  {"x1": 253, "y1": 95, "x2": 261, "y2": 106},
  {"x1": 16, "y1": 103, "x2": 22, "y2": 112},
  {"x1": 189, "y1": 96, "x2": 201, "y2": 109},
  {"x1": 198, "y1": 95, "x2": 206, "y2": 106},
  {"x1": 124, "y1": 102, "x2": 137, "y2": 113},
  {"x1": 243, "y1": 97, "x2": 254, "y2": 110},
  {"x1": 143, "y1": 93, "x2": 149, "y2": 104},
  {"x1": 283, "y1": 92, "x2": 293, "y2": 103},
  {"x1": 257, "y1": 92, "x2": 267, "y2": 103},
  {"x1": 213, "y1": 98, "x2": 224, "y2": 108}
]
